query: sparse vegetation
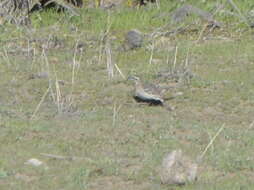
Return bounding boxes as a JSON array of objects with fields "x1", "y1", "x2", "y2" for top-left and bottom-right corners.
[{"x1": 0, "y1": 0, "x2": 254, "y2": 189}]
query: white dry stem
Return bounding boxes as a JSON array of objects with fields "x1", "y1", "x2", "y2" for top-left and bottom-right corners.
[
  {"x1": 31, "y1": 47, "x2": 36, "y2": 70},
  {"x1": 98, "y1": 31, "x2": 105, "y2": 65},
  {"x1": 112, "y1": 103, "x2": 122, "y2": 127},
  {"x1": 42, "y1": 48, "x2": 56, "y2": 103},
  {"x1": 40, "y1": 153, "x2": 96, "y2": 163},
  {"x1": 69, "y1": 40, "x2": 79, "y2": 105},
  {"x1": 183, "y1": 48, "x2": 191, "y2": 84},
  {"x1": 41, "y1": 153, "x2": 70, "y2": 160},
  {"x1": 72, "y1": 47, "x2": 77, "y2": 86},
  {"x1": 248, "y1": 120, "x2": 254, "y2": 129},
  {"x1": 184, "y1": 47, "x2": 190, "y2": 69},
  {"x1": 198, "y1": 124, "x2": 225, "y2": 163},
  {"x1": 196, "y1": 23, "x2": 208, "y2": 43},
  {"x1": 3, "y1": 48, "x2": 11, "y2": 66},
  {"x1": 196, "y1": 4, "x2": 224, "y2": 42},
  {"x1": 114, "y1": 63, "x2": 126, "y2": 79},
  {"x1": 26, "y1": 38, "x2": 30, "y2": 58},
  {"x1": 55, "y1": 74, "x2": 62, "y2": 113},
  {"x1": 112, "y1": 102, "x2": 117, "y2": 127},
  {"x1": 45, "y1": 34, "x2": 52, "y2": 50},
  {"x1": 98, "y1": 10, "x2": 112, "y2": 72},
  {"x1": 166, "y1": 42, "x2": 171, "y2": 66},
  {"x1": 106, "y1": 10, "x2": 112, "y2": 33},
  {"x1": 149, "y1": 38, "x2": 155, "y2": 65},
  {"x1": 105, "y1": 12, "x2": 114, "y2": 79},
  {"x1": 105, "y1": 42, "x2": 114, "y2": 79},
  {"x1": 156, "y1": 0, "x2": 160, "y2": 10},
  {"x1": 172, "y1": 46, "x2": 178, "y2": 72}
]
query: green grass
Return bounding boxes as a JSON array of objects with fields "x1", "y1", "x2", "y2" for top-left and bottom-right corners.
[{"x1": 0, "y1": 0, "x2": 254, "y2": 189}]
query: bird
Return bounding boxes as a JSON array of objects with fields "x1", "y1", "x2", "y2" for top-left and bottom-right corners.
[
  {"x1": 128, "y1": 76, "x2": 173, "y2": 110},
  {"x1": 135, "y1": 0, "x2": 157, "y2": 6}
]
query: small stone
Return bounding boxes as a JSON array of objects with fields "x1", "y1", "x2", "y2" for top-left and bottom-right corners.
[
  {"x1": 77, "y1": 42, "x2": 86, "y2": 50},
  {"x1": 29, "y1": 71, "x2": 49, "y2": 80},
  {"x1": 25, "y1": 158, "x2": 43, "y2": 167},
  {"x1": 160, "y1": 150, "x2": 198, "y2": 185},
  {"x1": 124, "y1": 29, "x2": 143, "y2": 50}
]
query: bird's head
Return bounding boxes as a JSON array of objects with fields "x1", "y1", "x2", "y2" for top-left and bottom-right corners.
[{"x1": 127, "y1": 76, "x2": 141, "y2": 85}]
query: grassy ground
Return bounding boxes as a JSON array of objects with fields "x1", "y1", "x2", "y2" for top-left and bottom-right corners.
[{"x1": 0, "y1": 0, "x2": 254, "y2": 189}]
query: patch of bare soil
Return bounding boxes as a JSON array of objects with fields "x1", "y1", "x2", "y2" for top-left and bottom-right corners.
[{"x1": 89, "y1": 176, "x2": 151, "y2": 190}]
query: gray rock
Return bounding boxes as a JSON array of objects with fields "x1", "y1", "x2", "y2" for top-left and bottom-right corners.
[
  {"x1": 124, "y1": 29, "x2": 143, "y2": 50},
  {"x1": 160, "y1": 150, "x2": 198, "y2": 185},
  {"x1": 29, "y1": 71, "x2": 49, "y2": 80},
  {"x1": 171, "y1": 4, "x2": 221, "y2": 27}
]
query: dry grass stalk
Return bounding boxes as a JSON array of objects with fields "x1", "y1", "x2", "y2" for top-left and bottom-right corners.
[
  {"x1": 40, "y1": 153, "x2": 95, "y2": 162},
  {"x1": 184, "y1": 47, "x2": 190, "y2": 68},
  {"x1": 149, "y1": 38, "x2": 155, "y2": 65},
  {"x1": 105, "y1": 41, "x2": 114, "y2": 79},
  {"x1": 42, "y1": 47, "x2": 56, "y2": 103},
  {"x1": 55, "y1": 74, "x2": 63, "y2": 113},
  {"x1": 2, "y1": 48, "x2": 11, "y2": 66},
  {"x1": 112, "y1": 102, "x2": 117, "y2": 127},
  {"x1": 172, "y1": 46, "x2": 178, "y2": 72},
  {"x1": 183, "y1": 48, "x2": 191, "y2": 85},
  {"x1": 248, "y1": 120, "x2": 254, "y2": 129},
  {"x1": 197, "y1": 124, "x2": 225, "y2": 163},
  {"x1": 30, "y1": 87, "x2": 50, "y2": 120},
  {"x1": 114, "y1": 63, "x2": 126, "y2": 79},
  {"x1": 98, "y1": 33, "x2": 105, "y2": 65},
  {"x1": 69, "y1": 40, "x2": 80, "y2": 105},
  {"x1": 155, "y1": 0, "x2": 160, "y2": 9},
  {"x1": 112, "y1": 102, "x2": 122, "y2": 127},
  {"x1": 166, "y1": 42, "x2": 171, "y2": 66},
  {"x1": 42, "y1": 45, "x2": 64, "y2": 114},
  {"x1": 196, "y1": 4, "x2": 224, "y2": 42}
]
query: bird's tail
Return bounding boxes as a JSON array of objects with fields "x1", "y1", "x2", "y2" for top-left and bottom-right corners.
[{"x1": 164, "y1": 92, "x2": 183, "y2": 101}]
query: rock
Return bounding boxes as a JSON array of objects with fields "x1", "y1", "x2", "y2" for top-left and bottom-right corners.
[
  {"x1": 25, "y1": 158, "x2": 43, "y2": 167},
  {"x1": 124, "y1": 29, "x2": 143, "y2": 50},
  {"x1": 28, "y1": 71, "x2": 49, "y2": 80},
  {"x1": 171, "y1": 4, "x2": 221, "y2": 28},
  {"x1": 25, "y1": 158, "x2": 48, "y2": 169},
  {"x1": 160, "y1": 150, "x2": 198, "y2": 185},
  {"x1": 76, "y1": 41, "x2": 86, "y2": 53}
]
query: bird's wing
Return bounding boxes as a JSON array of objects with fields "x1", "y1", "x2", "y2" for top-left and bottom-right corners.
[
  {"x1": 135, "y1": 88, "x2": 164, "y2": 103},
  {"x1": 143, "y1": 83, "x2": 162, "y2": 94}
]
